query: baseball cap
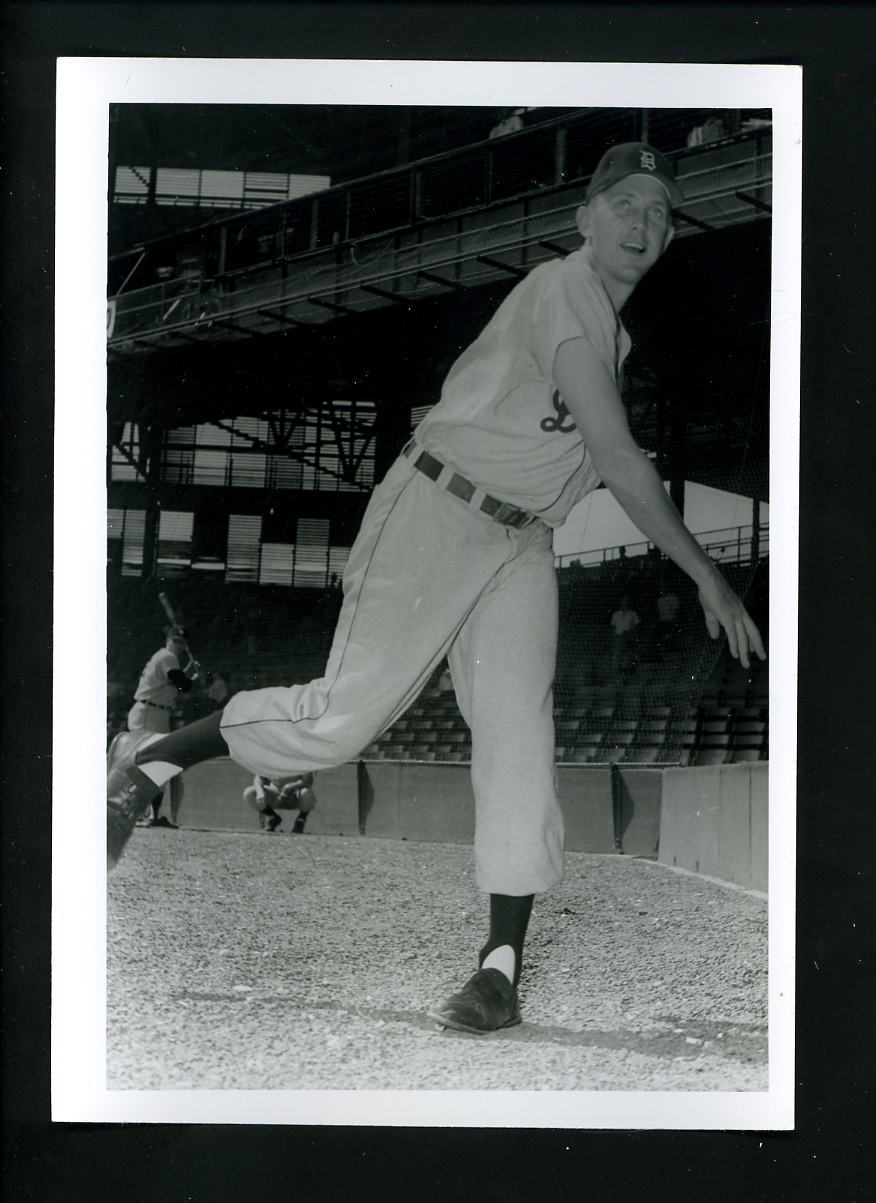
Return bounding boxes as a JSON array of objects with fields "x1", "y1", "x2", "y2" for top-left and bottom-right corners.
[
  {"x1": 167, "y1": 625, "x2": 188, "y2": 639},
  {"x1": 586, "y1": 142, "x2": 684, "y2": 208}
]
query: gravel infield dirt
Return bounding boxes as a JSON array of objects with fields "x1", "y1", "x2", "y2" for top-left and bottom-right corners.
[{"x1": 107, "y1": 826, "x2": 768, "y2": 1094}]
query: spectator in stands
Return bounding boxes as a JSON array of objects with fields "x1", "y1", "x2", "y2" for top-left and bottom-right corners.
[
  {"x1": 686, "y1": 113, "x2": 728, "y2": 147},
  {"x1": 489, "y1": 108, "x2": 525, "y2": 139},
  {"x1": 652, "y1": 588, "x2": 681, "y2": 658},
  {"x1": 609, "y1": 596, "x2": 641, "y2": 679},
  {"x1": 608, "y1": 544, "x2": 642, "y2": 589},
  {"x1": 424, "y1": 663, "x2": 454, "y2": 697},
  {"x1": 243, "y1": 773, "x2": 317, "y2": 834}
]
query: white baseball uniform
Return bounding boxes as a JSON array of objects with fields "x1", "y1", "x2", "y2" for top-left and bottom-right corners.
[
  {"x1": 220, "y1": 244, "x2": 630, "y2": 895},
  {"x1": 127, "y1": 647, "x2": 183, "y2": 734}
]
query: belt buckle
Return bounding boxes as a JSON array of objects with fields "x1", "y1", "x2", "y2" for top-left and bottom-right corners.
[{"x1": 491, "y1": 501, "x2": 527, "y2": 529}]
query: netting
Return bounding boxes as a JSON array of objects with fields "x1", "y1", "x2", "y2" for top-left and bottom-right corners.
[{"x1": 108, "y1": 157, "x2": 769, "y2": 770}]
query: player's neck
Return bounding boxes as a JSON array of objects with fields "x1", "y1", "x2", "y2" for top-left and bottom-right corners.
[
  {"x1": 593, "y1": 264, "x2": 635, "y2": 313},
  {"x1": 580, "y1": 243, "x2": 635, "y2": 313}
]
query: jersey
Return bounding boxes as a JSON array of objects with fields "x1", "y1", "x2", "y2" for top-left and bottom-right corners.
[
  {"x1": 414, "y1": 244, "x2": 632, "y2": 526},
  {"x1": 611, "y1": 608, "x2": 640, "y2": 636},
  {"x1": 134, "y1": 648, "x2": 183, "y2": 709}
]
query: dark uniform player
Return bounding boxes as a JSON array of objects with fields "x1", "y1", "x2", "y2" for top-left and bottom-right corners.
[
  {"x1": 243, "y1": 772, "x2": 317, "y2": 834},
  {"x1": 108, "y1": 143, "x2": 765, "y2": 1034}
]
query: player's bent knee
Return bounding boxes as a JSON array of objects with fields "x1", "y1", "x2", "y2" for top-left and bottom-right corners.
[{"x1": 297, "y1": 787, "x2": 316, "y2": 814}]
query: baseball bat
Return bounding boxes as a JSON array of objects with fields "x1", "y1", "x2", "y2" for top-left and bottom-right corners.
[
  {"x1": 158, "y1": 592, "x2": 202, "y2": 676},
  {"x1": 158, "y1": 592, "x2": 178, "y2": 626}
]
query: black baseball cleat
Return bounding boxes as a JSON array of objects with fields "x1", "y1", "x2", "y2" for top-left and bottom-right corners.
[
  {"x1": 427, "y1": 968, "x2": 522, "y2": 1034},
  {"x1": 259, "y1": 806, "x2": 282, "y2": 833},
  {"x1": 107, "y1": 731, "x2": 164, "y2": 869}
]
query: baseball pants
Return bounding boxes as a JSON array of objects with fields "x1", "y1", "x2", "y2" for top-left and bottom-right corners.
[
  {"x1": 127, "y1": 701, "x2": 173, "y2": 734},
  {"x1": 220, "y1": 450, "x2": 563, "y2": 895},
  {"x1": 127, "y1": 702, "x2": 185, "y2": 810}
]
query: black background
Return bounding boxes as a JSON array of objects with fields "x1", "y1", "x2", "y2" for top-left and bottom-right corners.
[{"x1": 2, "y1": 2, "x2": 874, "y2": 1198}]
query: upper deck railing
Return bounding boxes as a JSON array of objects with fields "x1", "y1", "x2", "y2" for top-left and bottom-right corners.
[
  {"x1": 107, "y1": 107, "x2": 772, "y2": 353},
  {"x1": 556, "y1": 523, "x2": 769, "y2": 570}
]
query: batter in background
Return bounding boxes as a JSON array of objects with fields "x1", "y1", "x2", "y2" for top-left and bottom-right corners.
[
  {"x1": 116, "y1": 625, "x2": 204, "y2": 829},
  {"x1": 108, "y1": 142, "x2": 765, "y2": 1034}
]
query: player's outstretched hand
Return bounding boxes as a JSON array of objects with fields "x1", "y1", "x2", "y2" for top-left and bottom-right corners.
[{"x1": 697, "y1": 566, "x2": 766, "y2": 669}]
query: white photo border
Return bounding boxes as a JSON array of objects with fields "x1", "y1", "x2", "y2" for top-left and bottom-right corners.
[{"x1": 53, "y1": 57, "x2": 801, "y2": 1129}]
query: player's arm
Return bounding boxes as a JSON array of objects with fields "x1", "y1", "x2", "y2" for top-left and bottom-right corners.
[
  {"x1": 167, "y1": 667, "x2": 195, "y2": 692},
  {"x1": 167, "y1": 644, "x2": 204, "y2": 691},
  {"x1": 554, "y1": 337, "x2": 766, "y2": 667},
  {"x1": 180, "y1": 645, "x2": 204, "y2": 682}
]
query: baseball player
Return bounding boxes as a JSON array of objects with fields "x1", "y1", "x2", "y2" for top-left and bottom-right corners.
[
  {"x1": 243, "y1": 772, "x2": 317, "y2": 834},
  {"x1": 108, "y1": 142, "x2": 765, "y2": 1034},
  {"x1": 113, "y1": 625, "x2": 203, "y2": 828}
]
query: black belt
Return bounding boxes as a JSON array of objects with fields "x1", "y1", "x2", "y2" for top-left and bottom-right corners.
[
  {"x1": 403, "y1": 441, "x2": 536, "y2": 531},
  {"x1": 135, "y1": 699, "x2": 173, "y2": 711}
]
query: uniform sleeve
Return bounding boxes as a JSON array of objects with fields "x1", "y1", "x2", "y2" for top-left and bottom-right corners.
[
  {"x1": 154, "y1": 648, "x2": 180, "y2": 676},
  {"x1": 533, "y1": 265, "x2": 616, "y2": 381},
  {"x1": 157, "y1": 648, "x2": 193, "y2": 692}
]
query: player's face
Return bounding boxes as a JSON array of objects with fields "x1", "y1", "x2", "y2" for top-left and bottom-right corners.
[{"x1": 577, "y1": 176, "x2": 674, "y2": 301}]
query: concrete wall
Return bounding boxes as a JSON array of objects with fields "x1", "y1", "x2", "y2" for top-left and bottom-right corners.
[
  {"x1": 180, "y1": 759, "x2": 626, "y2": 852},
  {"x1": 178, "y1": 757, "x2": 766, "y2": 890},
  {"x1": 658, "y1": 762, "x2": 768, "y2": 891},
  {"x1": 614, "y1": 767, "x2": 663, "y2": 859},
  {"x1": 178, "y1": 759, "x2": 359, "y2": 836}
]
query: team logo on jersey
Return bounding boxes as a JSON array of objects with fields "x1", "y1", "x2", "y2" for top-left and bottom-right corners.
[
  {"x1": 540, "y1": 389, "x2": 577, "y2": 434},
  {"x1": 639, "y1": 149, "x2": 657, "y2": 171}
]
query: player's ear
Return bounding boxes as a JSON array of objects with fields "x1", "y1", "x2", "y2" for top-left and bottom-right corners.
[
  {"x1": 662, "y1": 222, "x2": 676, "y2": 252},
  {"x1": 574, "y1": 203, "x2": 592, "y2": 241}
]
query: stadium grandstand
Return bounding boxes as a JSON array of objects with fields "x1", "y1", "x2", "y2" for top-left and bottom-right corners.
[{"x1": 106, "y1": 102, "x2": 770, "y2": 795}]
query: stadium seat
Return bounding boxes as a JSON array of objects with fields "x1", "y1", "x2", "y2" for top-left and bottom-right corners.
[
  {"x1": 730, "y1": 718, "x2": 767, "y2": 762},
  {"x1": 637, "y1": 719, "x2": 668, "y2": 741},
  {"x1": 624, "y1": 745, "x2": 663, "y2": 763},
  {"x1": 729, "y1": 747, "x2": 763, "y2": 763},
  {"x1": 693, "y1": 748, "x2": 730, "y2": 766},
  {"x1": 597, "y1": 744, "x2": 626, "y2": 763},
  {"x1": 700, "y1": 718, "x2": 731, "y2": 737},
  {"x1": 734, "y1": 717, "x2": 766, "y2": 736},
  {"x1": 693, "y1": 733, "x2": 731, "y2": 766}
]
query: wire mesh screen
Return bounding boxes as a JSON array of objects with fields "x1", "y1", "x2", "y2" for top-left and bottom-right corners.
[{"x1": 107, "y1": 203, "x2": 769, "y2": 770}]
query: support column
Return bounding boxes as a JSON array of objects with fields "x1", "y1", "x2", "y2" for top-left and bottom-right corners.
[
  {"x1": 751, "y1": 496, "x2": 762, "y2": 565},
  {"x1": 372, "y1": 391, "x2": 414, "y2": 481},
  {"x1": 139, "y1": 423, "x2": 161, "y2": 580},
  {"x1": 668, "y1": 386, "x2": 688, "y2": 522}
]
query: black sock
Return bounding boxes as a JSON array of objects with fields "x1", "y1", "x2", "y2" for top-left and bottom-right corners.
[
  {"x1": 479, "y1": 893, "x2": 534, "y2": 988},
  {"x1": 135, "y1": 710, "x2": 228, "y2": 771},
  {"x1": 293, "y1": 814, "x2": 307, "y2": 832}
]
